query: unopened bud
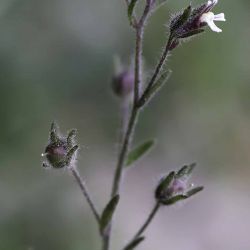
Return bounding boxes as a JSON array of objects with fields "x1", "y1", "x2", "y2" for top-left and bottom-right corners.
[
  {"x1": 112, "y1": 70, "x2": 134, "y2": 97},
  {"x1": 42, "y1": 122, "x2": 79, "y2": 169},
  {"x1": 155, "y1": 163, "x2": 203, "y2": 206}
]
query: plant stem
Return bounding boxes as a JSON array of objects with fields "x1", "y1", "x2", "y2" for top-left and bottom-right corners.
[
  {"x1": 138, "y1": 37, "x2": 172, "y2": 107},
  {"x1": 102, "y1": 95, "x2": 139, "y2": 250},
  {"x1": 102, "y1": 2, "x2": 153, "y2": 250},
  {"x1": 111, "y1": 0, "x2": 152, "y2": 205},
  {"x1": 69, "y1": 166, "x2": 100, "y2": 224},
  {"x1": 138, "y1": 0, "x2": 152, "y2": 27},
  {"x1": 134, "y1": 25, "x2": 144, "y2": 104},
  {"x1": 123, "y1": 202, "x2": 161, "y2": 250},
  {"x1": 111, "y1": 105, "x2": 139, "y2": 197}
]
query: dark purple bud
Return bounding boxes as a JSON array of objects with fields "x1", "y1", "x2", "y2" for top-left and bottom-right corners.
[{"x1": 112, "y1": 70, "x2": 134, "y2": 97}]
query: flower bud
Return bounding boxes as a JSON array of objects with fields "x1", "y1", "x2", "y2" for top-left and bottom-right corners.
[
  {"x1": 112, "y1": 70, "x2": 134, "y2": 98},
  {"x1": 42, "y1": 122, "x2": 79, "y2": 169},
  {"x1": 155, "y1": 163, "x2": 203, "y2": 206}
]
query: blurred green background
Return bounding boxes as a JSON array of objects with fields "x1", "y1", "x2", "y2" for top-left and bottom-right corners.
[{"x1": 0, "y1": 0, "x2": 250, "y2": 249}]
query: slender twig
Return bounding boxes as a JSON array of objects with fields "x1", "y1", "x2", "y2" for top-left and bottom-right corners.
[
  {"x1": 102, "y1": 107, "x2": 139, "y2": 250},
  {"x1": 138, "y1": 36, "x2": 172, "y2": 107},
  {"x1": 102, "y1": 232, "x2": 110, "y2": 250},
  {"x1": 102, "y1": 2, "x2": 154, "y2": 250},
  {"x1": 119, "y1": 97, "x2": 130, "y2": 148},
  {"x1": 111, "y1": 0, "x2": 152, "y2": 200},
  {"x1": 134, "y1": 27, "x2": 143, "y2": 103},
  {"x1": 138, "y1": 0, "x2": 152, "y2": 27},
  {"x1": 69, "y1": 166, "x2": 100, "y2": 224},
  {"x1": 111, "y1": 106, "x2": 139, "y2": 197},
  {"x1": 123, "y1": 202, "x2": 161, "y2": 250}
]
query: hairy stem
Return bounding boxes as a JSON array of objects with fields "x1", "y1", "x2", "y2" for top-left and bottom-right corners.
[
  {"x1": 111, "y1": 0, "x2": 152, "y2": 205},
  {"x1": 102, "y1": 2, "x2": 153, "y2": 250},
  {"x1": 138, "y1": 37, "x2": 172, "y2": 107},
  {"x1": 69, "y1": 166, "x2": 100, "y2": 224},
  {"x1": 119, "y1": 98, "x2": 130, "y2": 149},
  {"x1": 138, "y1": 0, "x2": 152, "y2": 27},
  {"x1": 111, "y1": 106, "x2": 139, "y2": 197},
  {"x1": 123, "y1": 202, "x2": 161, "y2": 250},
  {"x1": 102, "y1": 94, "x2": 139, "y2": 250},
  {"x1": 134, "y1": 27, "x2": 143, "y2": 103}
]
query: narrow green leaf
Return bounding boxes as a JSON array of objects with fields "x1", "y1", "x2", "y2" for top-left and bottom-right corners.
[
  {"x1": 124, "y1": 236, "x2": 145, "y2": 250},
  {"x1": 186, "y1": 186, "x2": 204, "y2": 197},
  {"x1": 128, "y1": 0, "x2": 139, "y2": 24},
  {"x1": 176, "y1": 163, "x2": 196, "y2": 178},
  {"x1": 139, "y1": 69, "x2": 172, "y2": 107},
  {"x1": 100, "y1": 195, "x2": 120, "y2": 234},
  {"x1": 126, "y1": 139, "x2": 155, "y2": 167},
  {"x1": 155, "y1": 171, "x2": 175, "y2": 200}
]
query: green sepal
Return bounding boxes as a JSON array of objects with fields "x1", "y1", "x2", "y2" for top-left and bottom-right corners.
[
  {"x1": 170, "y1": 5, "x2": 192, "y2": 33},
  {"x1": 160, "y1": 194, "x2": 187, "y2": 205},
  {"x1": 50, "y1": 121, "x2": 60, "y2": 143},
  {"x1": 178, "y1": 29, "x2": 205, "y2": 38},
  {"x1": 186, "y1": 186, "x2": 204, "y2": 197},
  {"x1": 161, "y1": 186, "x2": 204, "y2": 205},
  {"x1": 176, "y1": 163, "x2": 196, "y2": 178},
  {"x1": 155, "y1": 171, "x2": 175, "y2": 200}
]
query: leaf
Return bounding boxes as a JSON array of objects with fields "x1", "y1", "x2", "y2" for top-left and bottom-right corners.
[
  {"x1": 128, "y1": 0, "x2": 139, "y2": 25},
  {"x1": 186, "y1": 186, "x2": 204, "y2": 197},
  {"x1": 126, "y1": 139, "x2": 155, "y2": 167},
  {"x1": 176, "y1": 163, "x2": 196, "y2": 178},
  {"x1": 155, "y1": 171, "x2": 175, "y2": 200},
  {"x1": 100, "y1": 195, "x2": 120, "y2": 234},
  {"x1": 138, "y1": 69, "x2": 172, "y2": 107},
  {"x1": 124, "y1": 237, "x2": 145, "y2": 250}
]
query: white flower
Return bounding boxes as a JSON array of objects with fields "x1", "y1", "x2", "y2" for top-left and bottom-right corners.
[{"x1": 200, "y1": 0, "x2": 226, "y2": 33}]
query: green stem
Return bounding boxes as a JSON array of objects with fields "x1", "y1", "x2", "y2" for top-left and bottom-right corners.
[
  {"x1": 123, "y1": 202, "x2": 161, "y2": 250},
  {"x1": 138, "y1": 37, "x2": 172, "y2": 107},
  {"x1": 69, "y1": 166, "x2": 100, "y2": 224},
  {"x1": 102, "y1": 2, "x2": 154, "y2": 250}
]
